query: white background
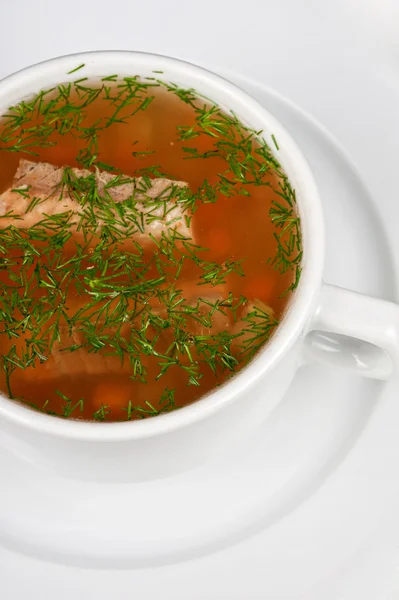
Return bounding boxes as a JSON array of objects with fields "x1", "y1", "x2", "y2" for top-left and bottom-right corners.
[{"x1": 1, "y1": 0, "x2": 399, "y2": 598}]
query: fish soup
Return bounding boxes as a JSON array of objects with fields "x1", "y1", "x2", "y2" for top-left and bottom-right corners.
[{"x1": 0, "y1": 74, "x2": 301, "y2": 421}]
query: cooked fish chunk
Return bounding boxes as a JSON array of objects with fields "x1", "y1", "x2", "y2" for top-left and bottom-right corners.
[
  {"x1": 0, "y1": 159, "x2": 192, "y2": 242},
  {"x1": 5, "y1": 279, "x2": 232, "y2": 382},
  {"x1": 183, "y1": 282, "x2": 231, "y2": 335},
  {"x1": 148, "y1": 280, "x2": 231, "y2": 336},
  {"x1": 5, "y1": 322, "x2": 136, "y2": 381},
  {"x1": 232, "y1": 299, "x2": 275, "y2": 345}
]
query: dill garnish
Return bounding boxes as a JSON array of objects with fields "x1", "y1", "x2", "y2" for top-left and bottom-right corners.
[
  {"x1": 67, "y1": 64, "x2": 85, "y2": 75},
  {"x1": 271, "y1": 134, "x2": 279, "y2": 150},
  {"x1": 0, "y1": 71, "x2": 302, "y2": 420}
]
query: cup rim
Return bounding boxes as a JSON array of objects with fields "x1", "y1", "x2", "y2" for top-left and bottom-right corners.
[{"x1": 0, "y1": 50, "x2": 325, "y2": 441}]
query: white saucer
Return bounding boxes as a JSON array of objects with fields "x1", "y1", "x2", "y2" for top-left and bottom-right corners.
[{"x1": 0, "y1": 76, "x2": 395, "y2": 570}]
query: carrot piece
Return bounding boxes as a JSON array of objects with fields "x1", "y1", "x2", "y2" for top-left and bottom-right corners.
[
  {"x1": 92, "y1": 381, "x2": 132, "y2": 413},
  {"x1": 243, "y1": 275, "x2": 275, "y2": 302}
]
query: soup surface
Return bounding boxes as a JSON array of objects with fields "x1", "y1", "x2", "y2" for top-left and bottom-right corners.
[{"x1": 0, "y1": 72, "x2": 301, "y2": 421}]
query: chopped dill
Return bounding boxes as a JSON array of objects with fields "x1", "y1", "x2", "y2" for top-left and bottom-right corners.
[
  {"x1": 67, "y1": 64, "x2": 85, "y2": 75},
  {"x1": 271, "y1": 134, "x2": 279, "y2": 150},
  {"x1": 0, "y1": 70, "x2": 302, "y2": 421}
]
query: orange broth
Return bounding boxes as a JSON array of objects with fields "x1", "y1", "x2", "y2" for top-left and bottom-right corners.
[{"x1": 0, "y1": 80, "x2": 300, "y2": 421}]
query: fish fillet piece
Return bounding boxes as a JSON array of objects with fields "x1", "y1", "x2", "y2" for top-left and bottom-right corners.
[
  {"x1": 183, "y1": 282, "x2": 231, "y2": 335},
  {"x1": 6, "y1": 323, "x2": 135, "y2": 381},
  {"x1": 7, "y1": 282, "x2": 231, "y2": 381},
  {"x1": 148, "y1": 281, "x2": 231, "y2": 336},
  {"x1": 231, "y1": 299, "x2": 275, "y2": 346},
  {"x1": 0, "y1": 159, "x2": 192, "y2": 242}
]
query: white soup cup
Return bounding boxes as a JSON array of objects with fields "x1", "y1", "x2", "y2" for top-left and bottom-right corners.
[{"x1": 0, "y1": 51, "x2": 398, "y2": 481}]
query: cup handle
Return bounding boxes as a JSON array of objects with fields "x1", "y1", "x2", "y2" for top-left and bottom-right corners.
[{"x1": 305, "y1": 283, "x2": 399, "y2": 380}]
